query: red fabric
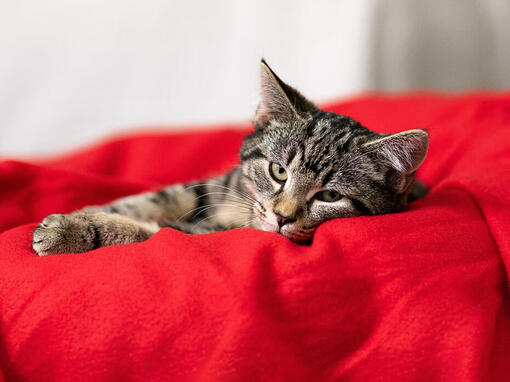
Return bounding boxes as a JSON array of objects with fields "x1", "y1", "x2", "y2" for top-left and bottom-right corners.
[{"x1": 1, "y1": 93, "x2": 509, "y2": 381}]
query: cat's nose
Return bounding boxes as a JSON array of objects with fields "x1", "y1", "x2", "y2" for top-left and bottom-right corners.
[{"x1": 275, "y1": 210, "x2": 297, "y2": 228}]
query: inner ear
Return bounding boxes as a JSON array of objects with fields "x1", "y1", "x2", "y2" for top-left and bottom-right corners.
[
  {"x1": 255, "y1": 59, "x2": 317, "y2": 129},
  {"x1": 364, "y1": 129, "x2": 429, "y2": 174}
]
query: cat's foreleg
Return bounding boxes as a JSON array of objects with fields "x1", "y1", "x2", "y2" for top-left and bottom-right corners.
[
  {"x1": 33, "y1": 212, "x2": 159, "y2": 256},
  {"x1": 32, "y1": 182, "x2": 197, "y2": 256},
  {"x1": 32, "y1": 168, "x2": 246, "y2": 255}
]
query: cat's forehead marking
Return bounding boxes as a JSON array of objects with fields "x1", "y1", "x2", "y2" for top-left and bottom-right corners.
[{"x1": 302, "y1": 121, "x2": 343, "y2": 173}]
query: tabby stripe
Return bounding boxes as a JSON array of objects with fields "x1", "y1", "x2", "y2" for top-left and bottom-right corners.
[
  {"x1": 350, "y1": 198, "x2": 372, "y2": 215},
  {"x1": 241, "y1": 148, "x2": 264, "y2": 161},
  {"x1": 315, "y1": 143, "x2": 331, "y2": 166},
  {"x1": 299, "y1": 142, "x2": 307, "y2": 163},
  {"x1": 91, "y1": 225, "x2": 102, "y2": 250},
  {"x1": 220, "y1": 171, "x2": 236, "y2": 201},
  {"x1": 149, "y1": 189, "x2": 171, "y2": 205},
  {"x1": 157, "y1": 189, "x2": 170, "y2": 202},
  {"x1": 306, "y1": 118, "x2": 318, "y2": 138},
  {"x1": 286, "y1": 146, "x2": 297, "y2": 166},
  {"x1": 223, "y1": 170, "x2": 234, "y2": 187},
  {"x1": 337, "y1": 134, "x2": 355, "y2": 154},
  {"x1": 235, "y1": 168, "x2": 245, "y2": 193},
  {"x1": 307, "y1": 162, "x2": 319, "y2": 174},
  {"x1": 191, "y1": 185, "x2": 209, "y2": 220},
  {"x1": 322, "y1": 169, "x2": 335, "y2": 186}
]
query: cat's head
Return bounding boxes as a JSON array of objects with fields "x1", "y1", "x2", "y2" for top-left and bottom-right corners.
[{"x1": 240, "y1": 60, "x2": 428, "y2": 242}]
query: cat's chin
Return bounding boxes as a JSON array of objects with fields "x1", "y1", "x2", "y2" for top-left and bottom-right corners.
[
  {"x1": 254, "y1": 218, "x2": 313, "y2": 243},
  {"x1": 281, "y1": 230, "x2": 313, "y2": 244}
]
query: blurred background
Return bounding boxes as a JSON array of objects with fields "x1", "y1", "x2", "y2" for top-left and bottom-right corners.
[{"x1": 1, "y1": 0, "x2": 509, "y2": 157}]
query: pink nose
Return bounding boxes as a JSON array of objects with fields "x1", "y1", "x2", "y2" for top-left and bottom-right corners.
[{"x1": 275, "y1": 210, "x2": 297, "y2": 228}]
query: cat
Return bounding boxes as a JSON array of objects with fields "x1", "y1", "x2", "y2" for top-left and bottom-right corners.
[{"x1": 33, "y1": 59, "x2": 429, "y2": 256}]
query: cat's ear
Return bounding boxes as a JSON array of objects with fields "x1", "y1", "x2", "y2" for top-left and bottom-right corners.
[
  {"x1": 255, "y1": 59, "x2": 317, "y2": 129},
  {"x1": 364, "y1": 129, "x2": 429, "y2": 175}
]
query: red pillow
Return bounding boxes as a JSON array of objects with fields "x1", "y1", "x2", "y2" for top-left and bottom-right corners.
[{"x1": 0, "y1": 93, "x2": 509, "y2": 381}]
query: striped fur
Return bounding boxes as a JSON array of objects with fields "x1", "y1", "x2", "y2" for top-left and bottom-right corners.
[{"x1": 33, "y1": 60, "x2": 429, "y2": 255}]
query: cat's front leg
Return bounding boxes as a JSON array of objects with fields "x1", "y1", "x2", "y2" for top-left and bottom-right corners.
[{"x1": 32, "y1": 212, "x2": 159, "y2": 256}]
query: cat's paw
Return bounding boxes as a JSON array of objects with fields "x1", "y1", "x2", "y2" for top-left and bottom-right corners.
[{"x1": 33, "y1": 213, "x2": 93, "y2": 256}]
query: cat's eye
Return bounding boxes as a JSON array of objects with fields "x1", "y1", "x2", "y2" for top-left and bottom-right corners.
[
  {"x1": 315, "y1": 190, "x2": 342, "y2": 202},
  {"x1": 269, "y1": 163, "x2": 288, "y2": 182}
]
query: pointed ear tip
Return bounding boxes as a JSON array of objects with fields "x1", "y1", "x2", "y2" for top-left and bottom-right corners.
[
  {"x1": 418, "y1": 128, "x2": 429, "y2": 137},
  {"x1": 417, "y1": 130, "x2": 430, "y2": 146},
  {"x1": 406, "y1": 129, "x2": 429, "y2": 143},
  {"x1": 412, "y1": 128, "x2": 429, "y2": 136},
  {"x1": 260, "y1": 60, "x2": 272, "y2": 75},
  {"x1": 409, "y1": 130, "x2": 429, "y2": 152}
]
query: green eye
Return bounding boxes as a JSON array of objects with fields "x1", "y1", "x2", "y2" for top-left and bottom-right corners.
[
  {"x1": 315, "y1": 190, "x2": 342, "y2": 202},
  {"x1": 270, "y1": 163, "x2": 288, "y2": 182}
]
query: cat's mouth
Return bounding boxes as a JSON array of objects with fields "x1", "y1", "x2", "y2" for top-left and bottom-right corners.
[{"x1": 255, "y1": 216, "x2": 313, "y2": 243}]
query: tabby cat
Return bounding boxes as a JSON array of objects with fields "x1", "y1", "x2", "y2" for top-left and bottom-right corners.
[{"x1": 33, "y1": 60, "x2": 429, "y2": 256}]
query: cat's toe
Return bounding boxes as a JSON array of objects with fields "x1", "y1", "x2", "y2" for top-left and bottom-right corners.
[
  {"x1": 32, "y1": 214, "x2": 90, "y2": 256},
  {"x1": 33, "y1": 214, "x2": 66, "y2": 256}
]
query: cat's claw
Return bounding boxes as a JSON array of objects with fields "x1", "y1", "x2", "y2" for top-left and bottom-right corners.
[{"x1": 33, "y1": 213, "x2": 91, "y2": 256}]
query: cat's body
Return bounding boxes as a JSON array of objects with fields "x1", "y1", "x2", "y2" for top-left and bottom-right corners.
[{"x1": 33, "y1": 60, "x2": 429, "y2": 256}]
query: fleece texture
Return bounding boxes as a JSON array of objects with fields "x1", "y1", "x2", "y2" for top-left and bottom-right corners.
[{"x1": 0, "y1": 93, "x2": 509, "y2": 381}]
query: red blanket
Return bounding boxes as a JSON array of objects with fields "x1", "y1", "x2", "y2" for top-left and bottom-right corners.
[{"x1": 1, "y1": 93, "x2": 509, "y2": 381}]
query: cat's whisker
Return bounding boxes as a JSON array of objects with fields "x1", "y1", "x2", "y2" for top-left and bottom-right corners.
[
  {"x1": 177, "y1": 202, "x2": 252, "y2": 223},
  {"x1": 189, "y1": 203, "x2": 250, "y2": 219},
  {"x1": 194, "y1": 191, "x2": 254, "y2": 208},
  {"x1": 194, "y1": 209, "x2": 251, "y2": 227},
  {"x1": 185, "y1": 183, "x2": 258, "y2": 205},
  {"x1": 236, "y1": 221, "x2": 254, "y2": 229},
  {"x1": 176, "y1": 183, "x2": 257, "y2": 222},
  {"x1": 176, "y1": 200, "x2": 252, "y2": 222}
]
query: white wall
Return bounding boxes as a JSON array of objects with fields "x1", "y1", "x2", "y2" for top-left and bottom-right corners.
[{"x1": 1, "y1": 0, "x2": 509, "y2": 157}]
